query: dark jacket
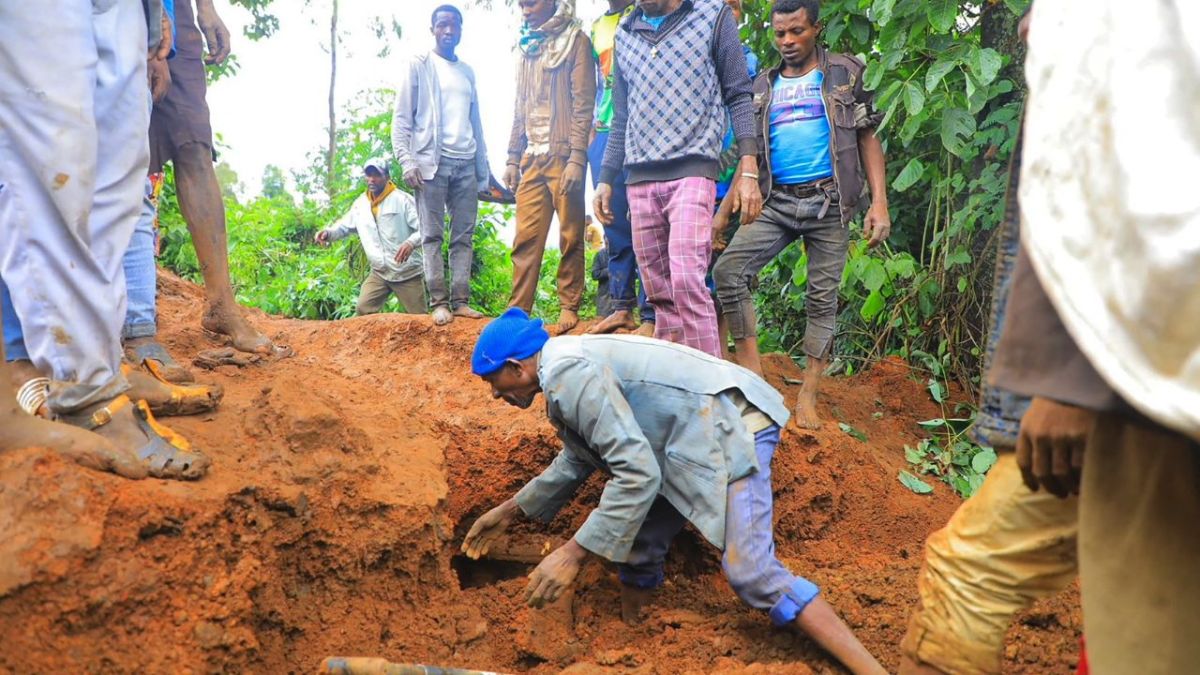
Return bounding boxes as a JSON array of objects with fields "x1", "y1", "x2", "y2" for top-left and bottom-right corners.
[{"x1": 752, "y1": 47, "x2": 882, "y2": 226}]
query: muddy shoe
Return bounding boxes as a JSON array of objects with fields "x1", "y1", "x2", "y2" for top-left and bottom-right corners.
[
  {"x1": 124, "y1": 338, "x2": 195, "y2": 384},
  {"x1": 123, "y1": 363, "x2": 223, "y2": 417},
  {"x1": 59, "y1": 395, "x2": 211, "y2": 480}
]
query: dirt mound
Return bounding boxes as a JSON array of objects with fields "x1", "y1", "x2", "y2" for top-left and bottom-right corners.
[{"x1": 0, "y1": 271, "x2": 1081, "y2": 673}]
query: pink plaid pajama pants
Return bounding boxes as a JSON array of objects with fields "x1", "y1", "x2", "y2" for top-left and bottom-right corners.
[{"x1": 627, "y1": 177, "x2": 721, "y2": 357}]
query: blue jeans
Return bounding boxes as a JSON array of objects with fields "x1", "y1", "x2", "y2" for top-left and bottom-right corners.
[
  {"x1": 588, "y1": 131, "x2": 653, "y2": 322},
  {"x1": 617, "y1": 425, "x2": 820, "y2": 625},
  {"x1": 123, "y1": 177, "x2": 158, "y2": 339},
  {"x1": 1, "y1": 278, "x2": 27, "y2": 361},
  {"x1": 2, "y1": 178, "x2": 158, "y2": 362}
]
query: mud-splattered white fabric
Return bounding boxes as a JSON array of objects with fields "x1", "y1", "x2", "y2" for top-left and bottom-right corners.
[
  {"x1": 0, "y1": 0, "x2": 148, "y2": 412},
  {"x1": 1020, "y1": 0, "x2": 1200, "y2": 441}
]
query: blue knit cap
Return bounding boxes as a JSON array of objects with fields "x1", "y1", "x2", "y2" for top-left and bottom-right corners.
[{"x1": 471, "y1": 308, "x2": 550, "y2": 376}]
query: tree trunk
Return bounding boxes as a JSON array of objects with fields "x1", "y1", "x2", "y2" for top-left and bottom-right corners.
[{"x1": 326, "y1": 0, "x2": 338, "y2": 202}]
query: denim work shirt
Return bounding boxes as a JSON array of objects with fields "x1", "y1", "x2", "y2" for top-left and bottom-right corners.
[{"x1": 514, "y1": 335, "x2": 790, "y2": 563}]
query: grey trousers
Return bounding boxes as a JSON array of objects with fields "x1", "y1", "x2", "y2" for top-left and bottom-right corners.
[
  {"x1": 355, "y1": 272, "x2": 426, "y2": 315},
  {"x1": 416, "y1": 156, "x2": 478, "y2": 310},
  {"x1": 712, "y1": 187, "x2": 847, "y2": 360},
  {"x1": 0, "y1": 0, "x2": 147, "y2": 413}
]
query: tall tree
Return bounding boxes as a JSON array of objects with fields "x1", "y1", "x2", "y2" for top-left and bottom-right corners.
[{"x1": 326, "y1": 0, "x2": 339, "y2": 202}]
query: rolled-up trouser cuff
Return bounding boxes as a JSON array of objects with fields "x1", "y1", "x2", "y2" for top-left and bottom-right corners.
[
  {"x1": 121, "y1": 321, "x2": 156, "y2": 340},
  {"x1": 768, "y1": 577, "x2": 820, "y2": 626},
  {"x1": 48, "y1": 372, "x2": 132, "y2": 416}
]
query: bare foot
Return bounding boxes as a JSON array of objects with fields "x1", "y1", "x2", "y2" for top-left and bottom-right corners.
[
  {"x1": 453, "y1": 305, "x2": 486, "y2": 320},
  {"x1": 73, "y1": 398, "x2": 210, "y2": 480},
  {"x1": 557, "y1": 309, "x2": 579, "y2": 334},
  {"x1": 794, "y1": 389, "x2": 823, "y2": 430},
  {"x1": 620, "y1": 585, "x2": 655, "y2": 625},
  {"x1": 634, "y1": 321, "x2": 655, "y2": 337},
  {"x1": 587, "y1": 310, "x2": 638, "y2": 335},
  {"x1": 432, "y1": 306, "x2": 454, "y2": 326},
  {"x1": 125, "y1": 369, "x2": 223, "y2": 417},
  {"x1": 202, "y1": 302, "x2": 290, "y2": 357},
  {"x1": 2, "y1": 408, "x2": 147, "y2": 479}
]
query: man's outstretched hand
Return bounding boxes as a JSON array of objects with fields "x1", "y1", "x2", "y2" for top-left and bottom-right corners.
[
  {"x1": 1015, "y1": 396, "x2": 1096, "y2": 498},
  {"x1": 461, "y1": 498, "x2": 520, "y2": 560},
  {"x1": 525, "y1": 539, "x2": 588, "y2": 608}
]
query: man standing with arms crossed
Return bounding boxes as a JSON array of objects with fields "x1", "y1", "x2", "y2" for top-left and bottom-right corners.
[
  {"x1": 595, "y1": 0, "x2": 762, "y2": 358},
  {"x1": 712, "y1": 0, "x2": 890, "y2": 428},
  {"x1": 393, "y1": 4, "x2": 491, "y2": 327}
]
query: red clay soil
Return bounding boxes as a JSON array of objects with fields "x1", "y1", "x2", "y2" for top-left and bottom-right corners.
[{"x1": 0, "y1": 272, "x2": 1081, "y2": 674}]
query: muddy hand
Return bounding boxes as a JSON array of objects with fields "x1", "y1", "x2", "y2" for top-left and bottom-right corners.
[
  {"x1": 525, "y1": 540, "x2": 586, "y2": 608},
  {"x1": 461, "y1": 498, "x2": 518, "y2": 560}
]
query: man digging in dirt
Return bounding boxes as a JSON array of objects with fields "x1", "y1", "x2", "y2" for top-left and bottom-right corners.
[{"x1": 462, "y1": 308, "x2": 886, "y2": 675}]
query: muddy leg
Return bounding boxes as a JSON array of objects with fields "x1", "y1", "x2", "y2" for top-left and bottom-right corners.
[
  {"x1": 174, "y1": 141, "x2": 273, "y2": 354},
  {"x1": 795, "y1": 356, "x2": 827, "y2": 430},
  {"x1": 792, "y1": 597, "x2": 888, "y2": 675},
  {"x1": 0, "y1": 344, "x2": 146, "y2": 478}
]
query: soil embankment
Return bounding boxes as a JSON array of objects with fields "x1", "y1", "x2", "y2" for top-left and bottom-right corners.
[{"x1": 0, "y1": 272, "x2": 1081, "y2": 673}]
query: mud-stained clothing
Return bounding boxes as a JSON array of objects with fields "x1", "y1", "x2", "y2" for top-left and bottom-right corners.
[{"x1": 514, "y1": 336, "x2": 819, "y2": 623}]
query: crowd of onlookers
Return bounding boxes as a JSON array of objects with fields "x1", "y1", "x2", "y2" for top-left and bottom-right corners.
[{"x1": 2, "y1": 1, "x2": 1196, "y2": 674}]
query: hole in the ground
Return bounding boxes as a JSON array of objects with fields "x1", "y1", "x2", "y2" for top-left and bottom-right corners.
[{"x1": 451, "y1": 554, "x2": 533, "y2": 589}]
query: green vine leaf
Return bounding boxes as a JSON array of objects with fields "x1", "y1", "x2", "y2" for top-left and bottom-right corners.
[
  {"x1": 899, "y1": 470, "x2": 935, "y2": 494},
  {"x1": 926, "y1": 0, "x2": 957, "y2": 34},
  {"x1": 902, "y1": 81, "x2": 926, "y2": 116},
  {"x1": 940, "y1": 107, "x2": 977, "y2": 157},
  {"x1": 892, "y1": 157, "x2": 924, "y2": 192},
  {"x1": 969, "y1": 47, "x2": 1003, "y2": 86},
  {"x1": 925, "y1": 57, "x2": 957, "y2": 92}
]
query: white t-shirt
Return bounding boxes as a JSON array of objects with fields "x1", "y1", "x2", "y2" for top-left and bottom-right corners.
[{"x1": 431, "y1": 52, "x2": 477, "y2": 159}]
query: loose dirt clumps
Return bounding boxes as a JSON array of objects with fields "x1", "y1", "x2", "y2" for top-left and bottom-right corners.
[{"x1": 0, "y1": 271, "x2": 1081, "y2": 673}]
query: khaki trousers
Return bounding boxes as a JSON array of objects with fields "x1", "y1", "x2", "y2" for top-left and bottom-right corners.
[
  {"x1": 508, "y1": 154, "x2": 586, "y2": 313},
  {"x1": 1080, "y1": 415, "x2": 1200, "y2": 675},
  {"x1": 355, "y1": 272, "x2": 426, "y2": 315},
  {"x1": 901, "y1": 454, "x2": 1079, "y2": 674}
]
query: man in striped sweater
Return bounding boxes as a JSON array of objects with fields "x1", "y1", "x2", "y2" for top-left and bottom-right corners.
[{"x1": 594, "y1": 0, "x2": 762, "y2": 358}]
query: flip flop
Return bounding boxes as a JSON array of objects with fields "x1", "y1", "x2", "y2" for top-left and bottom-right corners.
[
  {"x1": 59, "y1": 395, "x2": 210, "y2": 480},
  {"x1": 203, "y1": 329, "x2": 296, "y2": 360},
  {"x1": 124, "y1": 340, "x2": 195, "y2": 384}
]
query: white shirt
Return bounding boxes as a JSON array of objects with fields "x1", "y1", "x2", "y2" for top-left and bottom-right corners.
[
  {"x1": 1020, "y1": 0, "x2": 1200, "y2": 440},
  {"x1": 431, "y1": 52, "x2": 477, "y2": 159},
  {"x1": 321, "y1": 188, "x2": 423, "y2": 283}
]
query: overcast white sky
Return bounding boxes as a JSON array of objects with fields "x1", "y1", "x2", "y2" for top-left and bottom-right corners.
[{"x1": 207, "y1": 0, "x2": 609, "y2": 197}]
